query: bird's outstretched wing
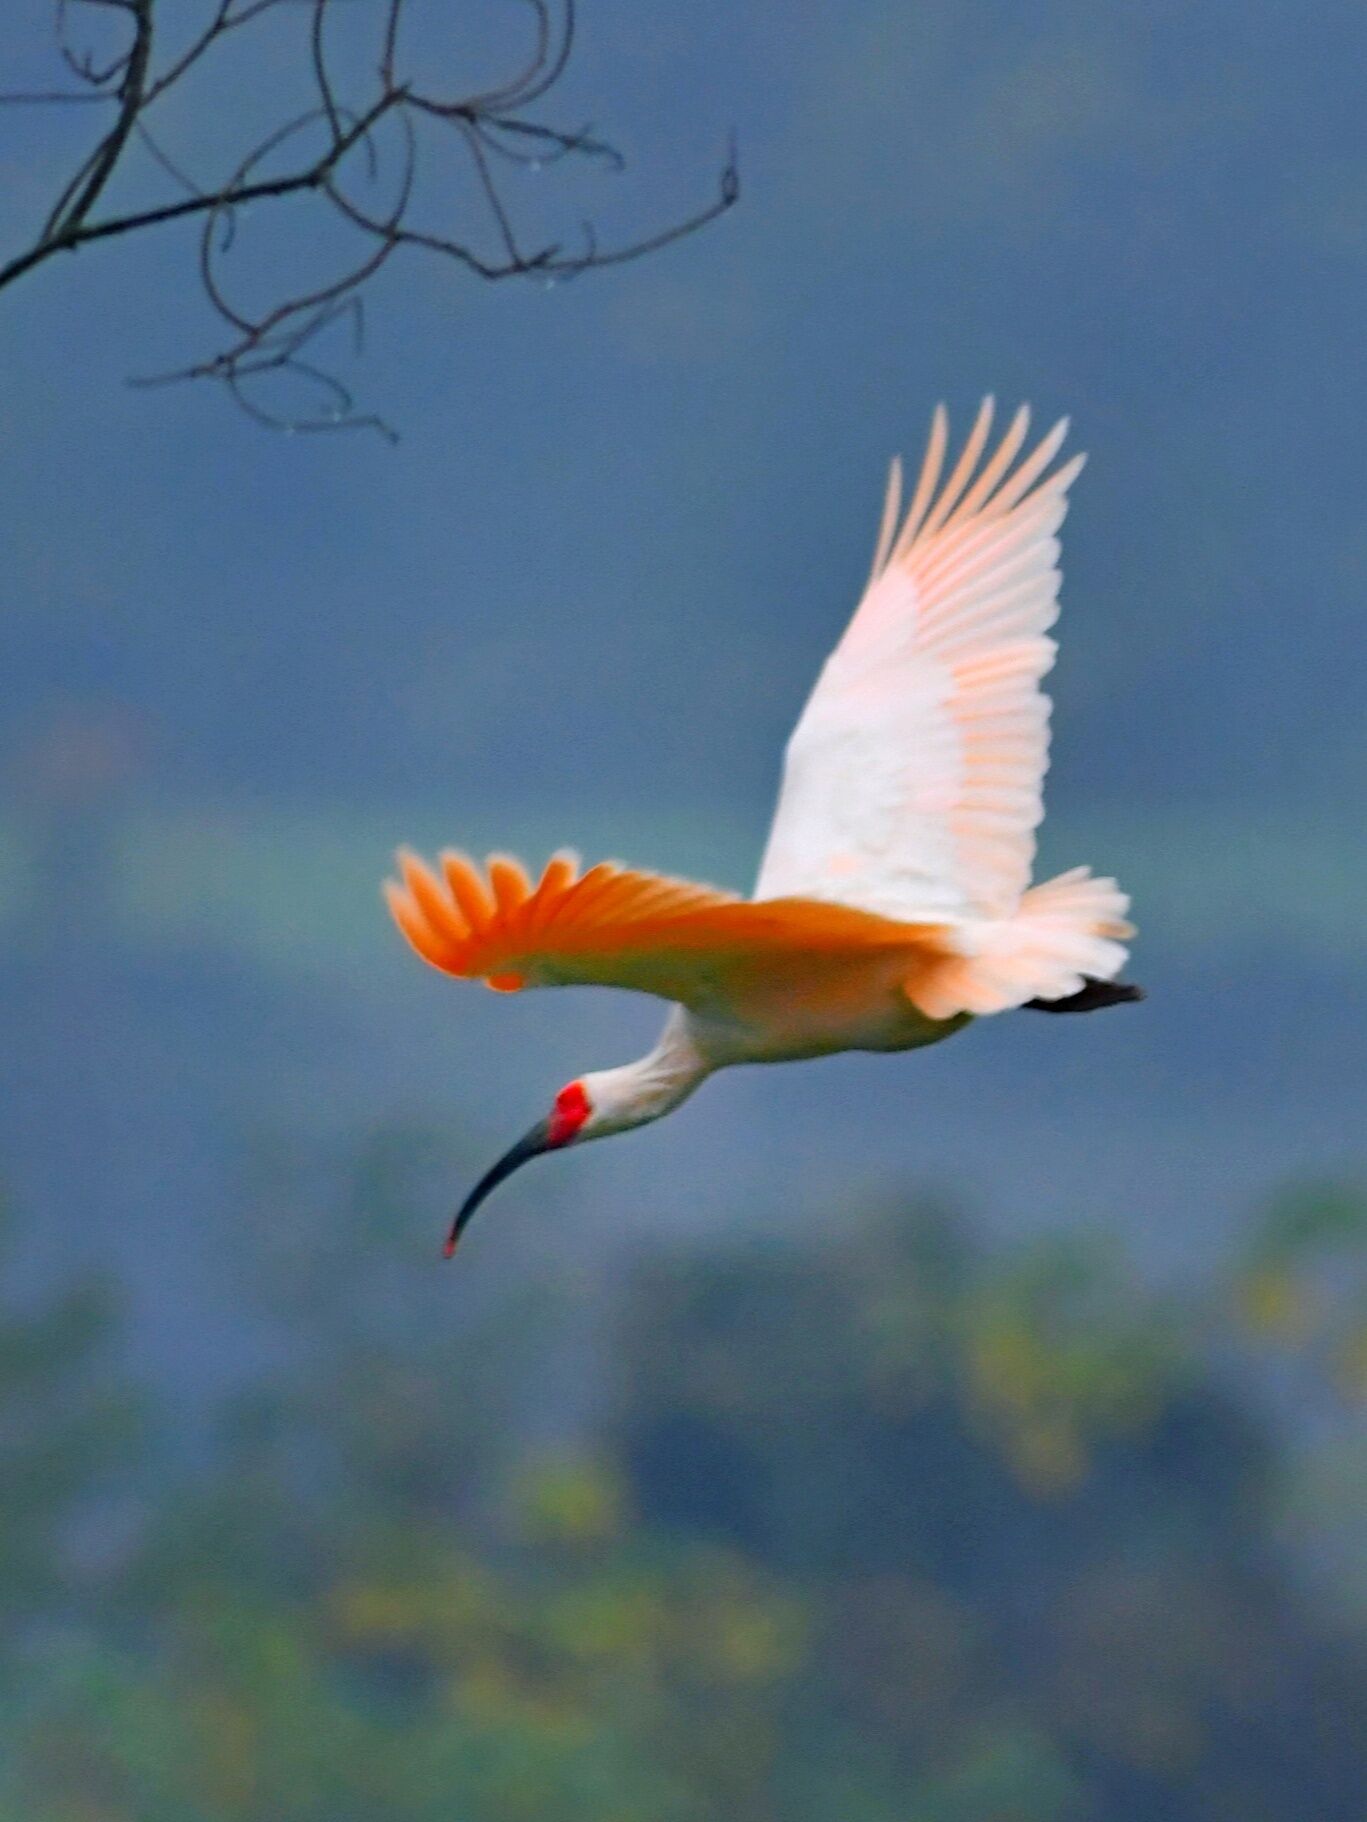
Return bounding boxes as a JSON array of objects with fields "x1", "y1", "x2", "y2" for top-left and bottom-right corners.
[
  {"x1": 386, "y1": 848, "x2": 943, "y2": 1012},
  {"x1": 754, "y1": 399, "x2": 1086, "y2": 926}
]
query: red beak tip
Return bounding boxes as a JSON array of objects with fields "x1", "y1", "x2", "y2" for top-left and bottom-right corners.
[{"x1": 442, "y1": 1236, "x2": 458, "y2": 1260}]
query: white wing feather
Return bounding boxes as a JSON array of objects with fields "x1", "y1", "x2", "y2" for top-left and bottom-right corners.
[{"x1": 755, "y1": 399, "x2": 1085, "y2": 928}]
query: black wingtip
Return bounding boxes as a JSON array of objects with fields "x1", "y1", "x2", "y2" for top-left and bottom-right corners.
[{"x1": 1025, "y1": 978, "x2": 1146, "y2": 1014}]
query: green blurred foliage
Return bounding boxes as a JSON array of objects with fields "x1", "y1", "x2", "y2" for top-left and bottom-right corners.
[
  {"x1": 0, "y1": 1191, "x2": 143, "y2": 1644},
  {"x1": 1231, "y1": 1182, "x2": 1367, "y2": 1382},
  {"x1": 0, "y1": 1153, "x2": 1363, "y2": 1821}
]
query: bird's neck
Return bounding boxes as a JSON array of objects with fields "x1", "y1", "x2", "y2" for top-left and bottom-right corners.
[{"x1": 589, "y1": 1009, "x2": 714, "y2": 1134}]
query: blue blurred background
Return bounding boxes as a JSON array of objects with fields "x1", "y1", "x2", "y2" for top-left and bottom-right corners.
[{"x1": 1, "y1": 3, "x2": 1364, "y2": 1817}]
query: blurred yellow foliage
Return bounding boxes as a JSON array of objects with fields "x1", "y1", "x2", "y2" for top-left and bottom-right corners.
[
  {"x1": 711, "y1": 1600, "x2": 795, "y2": 1682},
  {"x1": 965, "y1": 1322, "x2": 1091, "y2": 1496},
  {"x1": 544, "y1": 1579, "x2": 666, "y2": 1663},
  {"x1": 516, "y1": 1457, "x2": 626, "y2": 1546},
  {"x1": 332, "y1": 1561, "x2": 498, "y2": 1649},
  {"x1": 969, "y1": 1320, "x2": 1045, "y2": 1415},
  {"x1": 1235, "y1": 1265, "x2": 1311, "y2": 1342},
  {"x1": 3, "y1": 1174, "x2": 1363, "y2": 1822}
]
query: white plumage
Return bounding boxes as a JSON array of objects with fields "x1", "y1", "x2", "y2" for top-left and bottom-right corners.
[{"x1": 386, "y1": 400, "x2": 1139, "y2": 1254}]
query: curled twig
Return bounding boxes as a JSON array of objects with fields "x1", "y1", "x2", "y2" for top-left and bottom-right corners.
[{"x1": 0, "y1": 0, "x2": 739, "y2": 438}]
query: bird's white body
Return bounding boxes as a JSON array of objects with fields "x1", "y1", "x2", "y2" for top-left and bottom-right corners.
[
  {"x1": 582, "y1": 990, "x2": 964, "y2": 1139},
  {"x1": 385, "y1": 401, "x2": 1139, "y2": 1247}
]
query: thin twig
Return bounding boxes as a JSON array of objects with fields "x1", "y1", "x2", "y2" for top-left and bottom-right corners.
[{"x1": 1, "y1": 0, "x2": 740, "y2": 438}]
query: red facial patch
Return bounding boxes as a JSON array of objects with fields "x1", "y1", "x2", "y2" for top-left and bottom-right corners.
[{"x1": 548, "y1": 1080, "x2": 591, "y2": 1147}]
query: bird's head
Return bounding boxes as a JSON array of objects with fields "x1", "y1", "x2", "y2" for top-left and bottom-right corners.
[{"x1": 443, "y1": 1070, "x2": 651, "y2": 1258}]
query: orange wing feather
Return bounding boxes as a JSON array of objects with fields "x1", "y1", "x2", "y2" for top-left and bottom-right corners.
[{"x1": 385, "y1": 848, "x2": 948, "y2": 1012}]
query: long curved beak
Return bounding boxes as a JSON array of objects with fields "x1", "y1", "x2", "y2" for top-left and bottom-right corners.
[{"x1": 444, "y1": 1116, "x2": 554, "y2": 1258}]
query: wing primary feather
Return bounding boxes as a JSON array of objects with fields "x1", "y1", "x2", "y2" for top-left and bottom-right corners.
[
  {"x1": 440, "y1": 851, "x2": 494, "y2": 934},
  {"x1": 913, "y1": 497, "x2": 1059, "y2": 605},
  {"x1": 918, "y1": 463, "x2": 1080, "y2": 609},
  {"x1": 916, "y1": 396, "x2": 994, "y2": 544},
  {"x1": 399, "y1": 850, "x2": 466, "y2": 946},
  {"x1": 486, "y1": 853, "x2": 532, "y2": 918},
  {"x1": 867, "y1": 455, "x2": 904, "y2": 588},
  {"x1": 521, "y1": 851, "x2": 580, "y2": 937},
  {"x1": 546, "y1": 862, "x2": 622, "y2": 930},
  {"x1": 579, "y1": 872, "x2": 658, "y2": 925},
  {"x1": 916, "y1": 474, "x2": 1070, "y2": 598},
  {"x1": 612, "y1": 878, "x2": 718, "y2": 922},
  {"x1": 891, "y1": 403, "x2": 948, "y2": 561},
  {"x1": 938, "y1": 404, "x2": 1031, "y2": 535},
  {"x1": 988, "y1": 419, "x2": 1072, "y2": 515},
  {"x1": 753, "y1": 401, "x2": 1092, "y2": 924},
  {"x1": 384, "y1": 880, "x2": 458, "y2": 971},
  {"x1": 922, "y1": 462, "x2": 1071, "y2": 575}
]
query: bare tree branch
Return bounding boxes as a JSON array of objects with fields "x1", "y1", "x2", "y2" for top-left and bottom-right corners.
[
  {"x1": 42, "y1": 0, "x2": 152, "y2": 241},
  {"x1": 0, "y1": 0, "x2": 739, "y2": 437}
]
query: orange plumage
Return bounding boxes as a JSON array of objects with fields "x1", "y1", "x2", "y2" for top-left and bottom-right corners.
[{"x1": 384, "y1": 400, "x2": 1141, "y2": 1255}]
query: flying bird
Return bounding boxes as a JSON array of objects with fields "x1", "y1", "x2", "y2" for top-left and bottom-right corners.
[{"x1": 386, "y1": 400, "x2": 1141, "y2": 1256}]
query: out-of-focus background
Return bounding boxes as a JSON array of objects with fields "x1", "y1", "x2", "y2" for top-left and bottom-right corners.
[{"x1": 2, "y1": 2, "x2": 1365, "y2": 1817}]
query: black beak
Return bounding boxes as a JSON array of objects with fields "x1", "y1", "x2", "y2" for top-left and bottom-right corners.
[{"x1": 444, "y1": 1116, "x2": 554, "y2": 1258}]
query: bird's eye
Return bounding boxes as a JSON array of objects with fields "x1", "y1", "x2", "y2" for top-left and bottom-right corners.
[{"x1": 549, "y1": 1080, "x2": 591, "y2": 1145}]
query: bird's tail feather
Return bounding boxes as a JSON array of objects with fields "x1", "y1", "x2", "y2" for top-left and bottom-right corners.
[
  {"x1": 907, "y1": 868, "x2": 1134, "y2": 1020},
  {"x1": 1025, "y1": 977, "x2": 1144, "y2": 1013}
]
